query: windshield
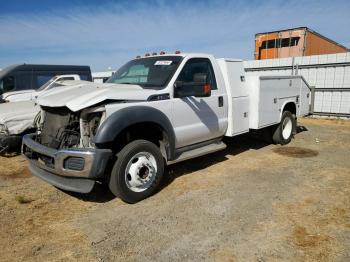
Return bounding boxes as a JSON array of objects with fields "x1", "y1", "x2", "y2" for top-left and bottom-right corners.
[
  {"x1": 37, "y1": 76, "x2": 58, "y2": 91},
  {"x1": 107, "y1": 56, "x2": 183, "y2": 89}
]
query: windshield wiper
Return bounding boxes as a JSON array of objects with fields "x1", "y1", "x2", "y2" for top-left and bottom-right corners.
[
  {"x1": 140, "y1": 83, "x2": 159, "y2": 87},
  {"x1": 113, "y1": 82, "x2": 160, "y2": 88}
]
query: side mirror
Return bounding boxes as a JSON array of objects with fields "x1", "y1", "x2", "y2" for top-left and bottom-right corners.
[{"x1": 174, "y1": 73, "x2": 211, "y2": 98}]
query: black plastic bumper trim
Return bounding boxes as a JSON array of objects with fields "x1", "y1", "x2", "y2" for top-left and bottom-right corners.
[{"x1": 29, "y1": 162, "x2": 95, "y2": 193}]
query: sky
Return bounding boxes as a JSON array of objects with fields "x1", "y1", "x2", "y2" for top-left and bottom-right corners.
[{"x1": 0, "y1": 0, "x2": 349, "y2": 71}]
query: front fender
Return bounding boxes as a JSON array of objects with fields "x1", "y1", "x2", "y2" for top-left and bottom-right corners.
[{"x1": 94, "y1": 106, "x2": 176, "y2": 160}]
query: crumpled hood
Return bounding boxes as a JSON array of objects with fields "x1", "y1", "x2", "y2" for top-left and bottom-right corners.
[
  {"x1": 0, "y1": 101, "x2": 39, "y2": 135},
  {"x1": 37, "y1": 82, "x2": 157, "y2": 112}
]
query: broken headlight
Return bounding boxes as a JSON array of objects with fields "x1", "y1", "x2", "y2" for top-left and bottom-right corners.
[{"x1": 80, "y1": 107, "x2": 106, "y2": 148}]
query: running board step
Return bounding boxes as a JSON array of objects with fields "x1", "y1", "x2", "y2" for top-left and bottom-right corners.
[{"x1": 167, "y1": 141, "x2": 226, "y2": 165}]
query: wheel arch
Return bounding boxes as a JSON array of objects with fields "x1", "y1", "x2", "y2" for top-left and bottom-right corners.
[
  {"x1": 280, "y1": 101, "x2": 297, "y2": 120},
  {"x1": 94, "y1": 106, "x2": 176, "y2": 160}
]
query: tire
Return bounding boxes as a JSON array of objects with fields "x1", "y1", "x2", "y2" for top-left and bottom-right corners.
[
  {"x1": 272, "y1": 111, "x2": 296, "y2": 145},
  {"x1": 109, "y1": 139, "x2": 164, "y2": 203}
]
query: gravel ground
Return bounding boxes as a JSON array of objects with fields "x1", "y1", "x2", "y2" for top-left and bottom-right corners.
[{"x1": 0, "y1": 117, "x2": 349, "y2": 262}]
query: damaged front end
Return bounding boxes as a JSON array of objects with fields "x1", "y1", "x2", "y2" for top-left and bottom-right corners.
[
  {"x1": 37, "y1": 107, "x2": 81, "y2": 150},
  {"x1": 22, "y1": 106, "x2": 112, "y2": 193},
  {"x1": 34, "y1": 106, "x2": 106, "y2": 150}
]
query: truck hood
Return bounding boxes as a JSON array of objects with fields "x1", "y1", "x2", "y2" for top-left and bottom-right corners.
[
  {"x1": 37, "y1": 82, "x2": 158, "y2": 111},
  {"x1": 2, "y1": 90, "x2": 35, "y2": 100},
  {"x1": 0, "y1": 101, "x2": 39, "y2": 135}
]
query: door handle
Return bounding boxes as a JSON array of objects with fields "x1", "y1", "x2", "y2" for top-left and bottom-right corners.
[{"x1": 218, "y1": 96, "x2": 223, "y2": 107}]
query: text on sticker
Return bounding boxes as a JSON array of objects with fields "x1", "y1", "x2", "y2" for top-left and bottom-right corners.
[{"x1": 154, "y1": 61, "x2": 172, "y2": 66}]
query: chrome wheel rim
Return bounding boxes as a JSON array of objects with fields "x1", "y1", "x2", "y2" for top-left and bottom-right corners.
[
  {"x1": 125, "y1": 152, "x2": 157, "y2": 192},
  {"x1": 282, "y1": 117, "x2": 292, "y2": 140}
]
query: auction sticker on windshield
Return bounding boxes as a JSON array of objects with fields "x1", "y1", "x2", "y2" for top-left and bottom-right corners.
[{"x1": 154, "y1": 61, "x2": 172, "y2": 66}]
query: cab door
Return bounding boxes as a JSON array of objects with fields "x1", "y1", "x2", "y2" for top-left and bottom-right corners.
[{"x1": 171, "y1": 58, "x2": 226, "y2": 148}]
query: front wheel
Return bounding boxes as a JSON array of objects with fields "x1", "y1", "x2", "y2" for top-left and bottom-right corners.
[
  {"x1": 272, "y1": 111, "x2": 296, "y2": 145},
  {"x1": 109, "y1": 140, "x2": 164, "y2": 203}
]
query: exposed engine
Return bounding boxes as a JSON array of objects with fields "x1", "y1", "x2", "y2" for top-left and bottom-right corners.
[
  {"x1": 37, "y1": 106, "x2": 104, "y2": 150},
  {"x1": 38, "y1": 107, "x2": 80, "y2": 149}
]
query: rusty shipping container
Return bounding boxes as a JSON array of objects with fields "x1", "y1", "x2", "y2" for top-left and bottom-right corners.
[{"x1": 255, "y1": 27, "x2": 348, "y2": 60}]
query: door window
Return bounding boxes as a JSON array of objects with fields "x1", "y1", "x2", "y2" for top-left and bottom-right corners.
[
  {"x1": 79, "y1": 74, "x2": 89, "y2": 81},
  {"x1": 176, "y1": 58, "x2": 217, "y2": 90},
  {"x1": 16, "y1": 71, "x2": 32, "y2": 90},
  {"x1": 0, "y1": 76, "x2": 15, "y2": 93},
  {"x1": 61, "y1": 77, "x2": 75, "y2": 81}
]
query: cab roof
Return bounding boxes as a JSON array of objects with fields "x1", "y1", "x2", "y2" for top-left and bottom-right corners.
[
  {"x1": 134, "y1": 52, "x2": 242, "y2": 61},
  {"x1": 0, "y1": 64, "x2": 91, "y2": 80}
]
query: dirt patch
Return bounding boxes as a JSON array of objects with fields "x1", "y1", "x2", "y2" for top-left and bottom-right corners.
[
  {"x1": 291, "y1": 226, "x2": 332, "y2": 249},
  {"x1": 0, "y1": 155, "x2": 29, "y2": 179},
  {"x1": 0, "y1": 188, "x2": 96, "y2": 261},
  {"x1": 0, "y1": 167, "x2": 31, "y2": 179},
  {"x1": 272, "y1": 146, "x2": 319, "y2": 158},
  {"x1": 269, "y1": 164, "x2": 350, "y2": 261},
  {"x1": 0, "y1": 155, "x2": 97, "y2": 261},
  {"x1": 300, "y1": 117, "x2": 350, "y2": 127},
  {"x1": 290, "y1": 226, "x2": 333, "y2": 261},
  {"x1": 209, "y1": 247, "x2": 236, "y2": 262}
]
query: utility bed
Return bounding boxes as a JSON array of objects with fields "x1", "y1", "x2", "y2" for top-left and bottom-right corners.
[
  {"x1": 217, "y1": 58, "x2": 310, "y2": 137},
  {"x1": 246, "y1": 75, "x2": 310, "y2": 129}
]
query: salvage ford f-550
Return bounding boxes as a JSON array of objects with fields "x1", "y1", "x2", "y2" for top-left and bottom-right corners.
[{"x1": 22, "y1": 53, "x2": 310, "y2": 203}]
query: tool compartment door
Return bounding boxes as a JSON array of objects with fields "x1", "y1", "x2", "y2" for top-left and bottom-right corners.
[
  {"x1": 299, "y1": 78, "x2": 311, "y2": 116},
  {"x1": 258, "y1": 79, "x2": 280, "y2": 127},
  {"x1": 231, "y1": 96, "x2": 249, "y2": 135}
]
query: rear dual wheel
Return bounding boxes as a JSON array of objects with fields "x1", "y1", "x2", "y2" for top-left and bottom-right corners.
[{"x1": 109, "y1": 140, "x2": 164, "y2": 203}]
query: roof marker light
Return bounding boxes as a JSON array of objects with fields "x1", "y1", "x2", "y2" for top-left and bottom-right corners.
[
  {"x1": 145, "y1": 53, "x2": 150, "y2": 57},
  {"x1": 160, "y1": 51, "x2": 166, "y2": 55},
  {"x1": 152, "y1": 52, "x2": 157, "y2": 56}
]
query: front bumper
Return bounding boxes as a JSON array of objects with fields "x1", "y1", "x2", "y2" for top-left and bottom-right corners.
[{"x1": 22, "y1": 134, "x2": 112, "y2": 193}]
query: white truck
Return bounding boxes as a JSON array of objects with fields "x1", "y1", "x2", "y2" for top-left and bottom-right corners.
[
  {"x1": 0, "y1": 77, "x2": 89, "y2": 154},
  {"x1": 1, "y1": 74, "x2": 81, "y2": 103},
  {"x1": 22, "y1": 53, "x2": 310, "y2": 203}
]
